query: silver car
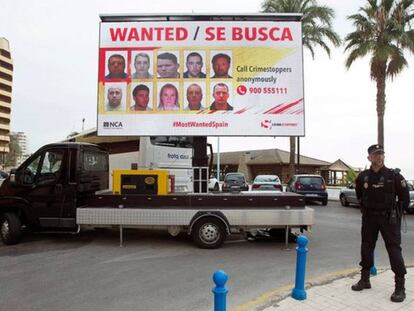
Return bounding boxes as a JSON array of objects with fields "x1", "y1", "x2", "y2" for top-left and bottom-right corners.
[
  {"x1": 339, "y1": 183, "x2": 359, "y2": 207},
  {"x1": 407, "y1": 183, "x2": 414, "y2": 214},
  {"x1": 340, "y1": 182, "x2": 414, "y2": 213},
  {"x1": 252, "y1": 175, "x2": 282, "y2": 191}
]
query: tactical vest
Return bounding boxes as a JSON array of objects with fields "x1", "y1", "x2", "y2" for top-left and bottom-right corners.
[{"x1": 361, "y1": 169, "x2": 396, "y2": 211}]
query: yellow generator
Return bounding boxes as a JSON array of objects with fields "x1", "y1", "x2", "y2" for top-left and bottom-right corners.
[{"x1": 112, "y1": 170, "x2": 172, "y2": 195}]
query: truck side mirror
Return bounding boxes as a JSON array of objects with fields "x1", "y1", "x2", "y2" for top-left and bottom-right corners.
[
  {"x1": 9, "y1": 168, "x2": 30, "y2": 186},
  {"x1": 9, "y1": 168, "x2": 17, "y2": 185}
]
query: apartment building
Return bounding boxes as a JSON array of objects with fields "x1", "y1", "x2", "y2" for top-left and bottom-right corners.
[{"x1": 0, "y1": 38, "x2": 13, "y2": 164}]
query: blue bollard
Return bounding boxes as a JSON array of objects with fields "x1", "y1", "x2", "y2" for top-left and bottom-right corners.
[
  {"x1": 291, "y1": 235, "x2": 308, "y2": 300},
  {"x1": 212, "y1": 270, "x2": 228, "y2": 311}
]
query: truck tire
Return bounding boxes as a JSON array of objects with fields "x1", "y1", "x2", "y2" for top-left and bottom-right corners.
[
  {"x1": 192, "y1": 217, "x2": 226, "y2": 249},
  {"x1": 0, "y1": 213, "x2": 22, "y2": 245}
]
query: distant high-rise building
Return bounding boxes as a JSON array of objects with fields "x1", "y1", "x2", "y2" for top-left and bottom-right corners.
[
  {"x1": 10, "y1": 131, "x2": 28, "y2": 164},
  {"x1": 0, "y1": 38, "x2": 13, "y2": 165}
]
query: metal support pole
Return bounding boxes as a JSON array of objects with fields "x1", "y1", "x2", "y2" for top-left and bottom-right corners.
[
  {"x1": 119, "y1": 204, "x2": 124, "y2": 247},
  {"x1": 296, "y1": 136, "x2": 300, "y2": 174},
  {"x1": 292, "y1": 235, "x2": 308, "y2": 300},
  {"x1": 217, "y1": 137, "x2": 220, "y2": 182},
  {"x1": 285, "y1": 225, "x2": 290, "y2": 250},
  {"x1": 119, "y1": 225, "x2": 123, "y2": 247},
  {"x1": 212, "y1": 270, "x2": 228, "y2": 311}
]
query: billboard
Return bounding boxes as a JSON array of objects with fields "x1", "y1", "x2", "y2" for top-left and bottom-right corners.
[{"x1": 97, "y1": 18, "x2": 304, "y2": 136}]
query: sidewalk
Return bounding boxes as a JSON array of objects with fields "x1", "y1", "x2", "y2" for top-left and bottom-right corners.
[{"x1": 262, "y1": 267, "x2": 413, "y2": 310}]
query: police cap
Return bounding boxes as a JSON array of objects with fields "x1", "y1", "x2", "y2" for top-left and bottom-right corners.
[{"x1": 367, "y1": 144, "x2": 384, "y2": 155}]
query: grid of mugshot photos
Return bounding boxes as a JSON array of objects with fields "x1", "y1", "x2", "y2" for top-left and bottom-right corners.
[{"x1": 102, "y1": 49, "x2": 234, "y2": 113}]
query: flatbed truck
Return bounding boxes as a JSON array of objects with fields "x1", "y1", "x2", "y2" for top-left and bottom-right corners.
[{"x1": 0, "y1": 142, "x2": 313, "y2": 248}]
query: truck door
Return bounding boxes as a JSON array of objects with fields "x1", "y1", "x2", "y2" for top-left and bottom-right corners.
[
  {"x1": 59, "y1": 148, "x2": 78, "y2": 222},
  {"x1": 22, "y1": 149, "x2": 67, "y2": 227}
]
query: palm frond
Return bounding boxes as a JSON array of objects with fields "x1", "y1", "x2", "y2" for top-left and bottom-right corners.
[
  {"x1": 261, "y1": 0, "x2": 341, "y2": 58},
  {"x1": 387, "y1": 46, "x2": 408, "y2": 79}
]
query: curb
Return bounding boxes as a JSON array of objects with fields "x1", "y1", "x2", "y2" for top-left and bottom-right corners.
[{"x1": 233, "y1": 264, "x2": 414, "y2": 311}]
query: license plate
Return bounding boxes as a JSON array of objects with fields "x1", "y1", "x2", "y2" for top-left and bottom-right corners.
[
  {"x1": 305, "y1": 194, "x2": 318, "y2": 197},
  {"x1": 231, "y1": 186, "x2": 239, "y2": 189}
]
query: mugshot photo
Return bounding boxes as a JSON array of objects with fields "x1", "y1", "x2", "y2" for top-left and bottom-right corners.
[
  {"x1": 184, "y1": 81, "x2": 206, "y2": 111},
  {"x1": 130, "y1": 82, "x2": 153, "y2": 111},
  {"x1": 157, "y1": 82, "x2": 180, "y2": 111},
  {"x1": 131, "y1": 51, "x2": 154, "y2": 79},
  {"x1": 183, "y1": 51, "x2": 206, "y2": 79},
  {"x1": 104, "y1": 51, "x2": 128, "y2": 80},
  {"x1": 104, "y1": 82, "x2": 127, "y2": 112},
  {"x1": 156, "y1": 51, "x2": 181, "y2": 79},
  {"x1": 210, "y1": 82, "x2": 233, "y2": 111},
  {"x1": 210, "y1": 51, "x2": 233, "y2": 79}
]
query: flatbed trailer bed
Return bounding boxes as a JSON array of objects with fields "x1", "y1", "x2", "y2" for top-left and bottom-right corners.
[{"x1": 77, "y1": 191, "x2": 314, "y2": 248}]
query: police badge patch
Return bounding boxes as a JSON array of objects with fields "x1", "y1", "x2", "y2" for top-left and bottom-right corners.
[{"x1": 364, "y1": 182, "x2": 368, "y2": 189}]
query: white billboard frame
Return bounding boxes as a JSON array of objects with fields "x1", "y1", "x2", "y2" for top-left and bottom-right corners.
[{"x1": 97, "y1": 14, "x2": 305, "y2": 137}]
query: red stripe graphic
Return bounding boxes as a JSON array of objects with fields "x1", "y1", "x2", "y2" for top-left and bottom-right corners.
[
  {"x1": 263, "y1": 98, "x2": 303, "y2": 114},
  {"x1": 234, "y1": 107, "x2": 250, "y2": 114}
]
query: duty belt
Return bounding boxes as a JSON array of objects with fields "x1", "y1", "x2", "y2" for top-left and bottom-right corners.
[{"x1": 362, "y1": 209, "x2": 389, "y2": 216}]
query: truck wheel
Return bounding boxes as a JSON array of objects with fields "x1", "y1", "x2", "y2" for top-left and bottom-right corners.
[
  {"x1": 0, "y1": 213, "x2": 22, "y2": 245},
  {"x1": 340, "y1": 194, "x2": 349, "y2": 207},
  {"x1": 192, "y1": 217, "x2": 226, "y2": 249}
]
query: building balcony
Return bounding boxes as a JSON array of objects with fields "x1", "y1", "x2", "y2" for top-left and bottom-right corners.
[
  {"x1": 0, "y1": 101, "x2": 11, "y2": 109},
  {"x1": 0, "y1": 76, "x2": 12, "y2": 87},
  {"x1": 0, "y1": 135, "x2": 10, "y2": 143},
  {"x1": 0, "y1": 123, "x2": 10, "y2": 131},
  {"x1": 0, "y1": 65, "x2": 12, "y2": 76}
]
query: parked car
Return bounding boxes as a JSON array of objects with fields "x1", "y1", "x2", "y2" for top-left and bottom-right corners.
[
  {"x1": 286, "y1": 174, "x2": 328, "y2": 205},
  {"x1": 222, "y1": 173, "x2": 249, "y2": 192},
  {"x1": 408, "y1": 183, "x2": 414, "y2": 214},
  {"x1": 339, "y1": 183, "x2": 359, "y2": 207},
  {"x1": 252, "y1": 175, "x2": 282, "y2": 191},
  {"x1": 340, "y1": 182, "x2": 414, "y2": 213},
  {"x1": 208, "y1": 177, "x2": 220, "y2": 192}
]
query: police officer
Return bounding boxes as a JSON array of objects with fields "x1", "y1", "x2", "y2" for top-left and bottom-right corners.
[{"x1": 351, "y1": 144, "x2": 409, "y2": 302}]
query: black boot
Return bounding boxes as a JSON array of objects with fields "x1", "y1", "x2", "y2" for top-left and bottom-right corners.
[
  {"x1": 390, "y1": 276, "x2": 406, "y2": 302},
  {"x1": 351, "y1": 270, "x2": 371, "y2": 291}
]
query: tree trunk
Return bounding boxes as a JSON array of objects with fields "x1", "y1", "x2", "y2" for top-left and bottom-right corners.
[
  {"x1": 288, "y1": 136, "x2": 296, "y2": 180},
  {"x1": 376, "y1": 69, "x2": 386, "y2": 147}
]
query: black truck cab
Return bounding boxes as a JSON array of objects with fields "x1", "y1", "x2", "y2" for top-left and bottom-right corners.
[{"x1": 0, "y1": 142, "x2": 108, "y2": 244}]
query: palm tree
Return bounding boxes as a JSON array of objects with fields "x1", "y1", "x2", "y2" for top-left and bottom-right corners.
[
  {"x1": 345, "y1": 0, "x2": 414, "y2": 147},
  {"x1": 261, "y1": 0, "x2": 341, "y2": 177}
]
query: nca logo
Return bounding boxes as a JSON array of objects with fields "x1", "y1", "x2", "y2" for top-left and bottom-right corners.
[
  {"x1": 260, "y1": 119, "x2": 272, "y2": 129},
  {"x1": 103, "y1": 121, "x2": 123, "y2": 129}
]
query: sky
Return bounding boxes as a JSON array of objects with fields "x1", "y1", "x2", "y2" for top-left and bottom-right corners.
[{"x1": 1, "y1": 0, "x2": 414, "y2": 179}]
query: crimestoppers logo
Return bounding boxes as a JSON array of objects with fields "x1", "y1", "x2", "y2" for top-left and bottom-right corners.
[
  {"x1": 103, "y1": 121, "x2": 123, "y2": 129},
  {"x1": 260, "y1": 119, "x2": 272, "y2": 129}
]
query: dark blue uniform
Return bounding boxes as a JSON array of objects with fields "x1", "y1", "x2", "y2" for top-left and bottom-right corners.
[{"x1": 355, "y1": 166, "x2": 409, "y2": 277}]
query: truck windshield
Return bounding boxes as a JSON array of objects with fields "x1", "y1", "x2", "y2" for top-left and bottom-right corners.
[{"x1": 150, "y1": 136, "x2": 193, "y2": 148}]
